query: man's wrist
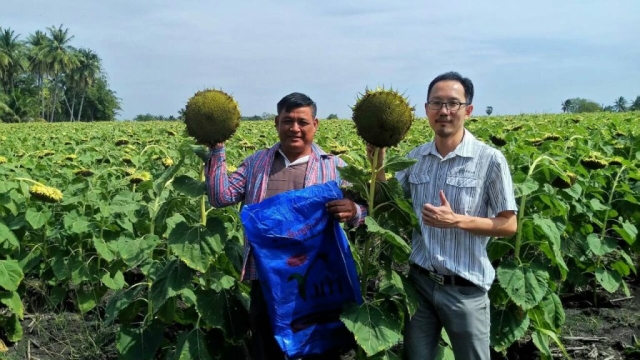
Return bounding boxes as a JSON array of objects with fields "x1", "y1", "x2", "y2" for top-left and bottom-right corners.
[
  {"x1": 348, "y1": 202, "x2": 360, "y2": 222},
  {"x1": 454, "y1": 214, "x2": 467, "y2": 230}
]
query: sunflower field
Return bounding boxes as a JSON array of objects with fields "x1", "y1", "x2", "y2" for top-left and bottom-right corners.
[{"x1": 0, "y1": 112, "x2": 639, "y2": 359}]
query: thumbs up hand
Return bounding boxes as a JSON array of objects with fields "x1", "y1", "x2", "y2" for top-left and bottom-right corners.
[{"x1": 422, "y1": 190, "x2": 459, "y2": 228}]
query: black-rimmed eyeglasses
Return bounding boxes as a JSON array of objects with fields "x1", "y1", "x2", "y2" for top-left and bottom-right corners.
[{"x1": 427, "y1": 101, "x2": 468, "y2": 111}]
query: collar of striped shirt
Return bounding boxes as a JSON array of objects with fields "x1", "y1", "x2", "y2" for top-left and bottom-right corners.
[
  {"x1": 277, "y1": 148, "x2": 310, "y2": 167},
  {"x1": 416, "y1": 128, "x2": 476, "y2": 159},
  {"x1": 271, "y1": 142, "x2": 332, "y2": 163}
]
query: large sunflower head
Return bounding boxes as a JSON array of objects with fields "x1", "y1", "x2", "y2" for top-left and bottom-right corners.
[{"x1": 351, "y1": 87, "x2": 415, "y2": 147}]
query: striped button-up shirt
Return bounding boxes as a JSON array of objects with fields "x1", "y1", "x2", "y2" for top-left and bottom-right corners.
[
  {"x1": 396, "y1": 129, "x2": 517, "y2": 291},
  {"x1": 205, "y1": 142, "x2": 367, "y2": 281}
]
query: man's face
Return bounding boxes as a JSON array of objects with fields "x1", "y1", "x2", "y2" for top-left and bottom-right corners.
[
  {"x1": 275, "y1": 106, "x2": 318, "y2": 155},
  {"x1": 425, "y1": 80, "x2": 473, "y2": 139}
]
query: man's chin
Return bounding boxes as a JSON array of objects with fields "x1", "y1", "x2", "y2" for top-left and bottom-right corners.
[
  {"x1": 434, "y1": 129, "x2": 453, "y2": 138},
  {"x1": 281, "y1": 142, "x2": 307, "y2": 153}
]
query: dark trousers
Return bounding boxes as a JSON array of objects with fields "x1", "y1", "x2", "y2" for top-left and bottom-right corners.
[{"x1": 249, "y1": 280, "x2": 343, "y2": 360}]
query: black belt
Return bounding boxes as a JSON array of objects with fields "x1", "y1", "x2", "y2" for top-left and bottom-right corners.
[{"x1": 411, "y1": 264, "x2": 476, "y2": 287}]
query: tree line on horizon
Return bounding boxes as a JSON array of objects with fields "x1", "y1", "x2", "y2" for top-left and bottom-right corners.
[
  {"x1": 561, "y1": 96, "x2": 640, "y2": 114},
  {"x1": 0, "y1": 25, "x2": 121, "y2": 123}
]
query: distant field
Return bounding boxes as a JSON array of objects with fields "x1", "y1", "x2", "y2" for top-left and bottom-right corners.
[{"x1": 1, "y1": 112, "x2": 639, "y2": 359}]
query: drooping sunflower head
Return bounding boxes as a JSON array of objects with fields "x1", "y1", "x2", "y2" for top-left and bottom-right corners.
[
  {"x1": 542, "y1": 134, "x2": 561, "y2": 141},
  {"x1": 74, "y1": 168, "x2": 94, "y2": 177},
  {"x1": 65, "y1": 154, "x2": 77, "y2": 161},
  {"x1": 29, "y1": 184, "x2": 63, "y2": 203},
  {"x1": 115, "y1": 139, "x2": 130, "y2": 146},
  {"x1": 36, "y1": 150, "x2": 55, "y2": 158},
  {"x1": 490, "y1": 135, "x2": 507, "y2": 147},
  {"x1": 161, "y1": 157, "x2": 174, "y2": 168},
  {"x1": 551, "y1": 172, "x2": 578, "y2": 189},
  {"x1": 329, "y1": 145, "x2": 349, "y2": 155},
  {"x1": 580, "y1": 153, "x2": 608, "y2": 170},
  {"x1": 608, "y1": 157, "x2": 623, "y2": 166},
  {"x1": 239, "y1": 139, "x2": 256, "y2": 150},
  {"x1": 528, "y1": 138, "x2": 544, "y2": 147},
  {"x1": 0, "y1": 156, "x2": 7, "y2": 165},
  {"x1": 129, "y1": 171, "x2": 152, "y2": 184}
]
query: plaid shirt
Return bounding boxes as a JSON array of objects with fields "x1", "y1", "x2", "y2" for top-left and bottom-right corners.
[{"x1": 205, "y1": 142, "x2": 367, "y2": 281}]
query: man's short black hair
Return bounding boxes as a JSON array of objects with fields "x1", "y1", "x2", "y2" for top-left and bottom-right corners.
[
  {"x1": 427, "y1": 71, "x2": 474, "y2": 104},
  {"x1": 277, "y1": 92, "x2": 317, "y2": 118}
]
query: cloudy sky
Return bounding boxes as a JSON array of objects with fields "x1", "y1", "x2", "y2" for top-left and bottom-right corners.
[{"x1": 3, "y1": 0, "x2": 639, "y2": 119}]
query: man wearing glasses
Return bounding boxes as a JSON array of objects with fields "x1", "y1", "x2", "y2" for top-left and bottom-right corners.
[{"x1": 368, "y1": 71, "x2": 518, "y2": 359}]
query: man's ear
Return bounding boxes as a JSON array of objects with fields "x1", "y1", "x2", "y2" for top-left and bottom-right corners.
[
  {"x1": 274, "y1": 115, "x2": 279, "y2": 128},
  {"x1": 466, "y1": 104, "x2": 474, "y2": 116}
]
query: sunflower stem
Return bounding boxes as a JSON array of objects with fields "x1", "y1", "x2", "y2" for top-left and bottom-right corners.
[
  {"x1": 593, "y1": 165, "x2": 627, "y2": 306},
  {"x1": 514, "y1": 155, "x2": 551, "y2": 260},
  {"x1": 200, "y1": 164, "x2": 207, "y2": 227},
  {"x1": 14, "y1": 177, "x2": 45, "y2": 186},
  {"x1": 360, "y1": 147, "x2": 379, "y2": 298}
]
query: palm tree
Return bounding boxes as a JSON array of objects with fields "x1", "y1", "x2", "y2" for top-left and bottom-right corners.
[
  {"x1": 0, "y1": 27, "x2": 28, "y2": 93},
  {"x1": 26, "y1": 30, "x2": 50, "y2": 119},
  {"x1": 613, "y1": 96, "x2": 628, "y2": 112},
  {"x1": 0, "y1": 51, "x2": 9, "y2": 77},
  {"x1": 561, "y1": 99, "x2": 572, "y2": 113},
  {"x1": 43, "y1": 24, "x2": 78, "y2": 122},
  {"x1": 630, "y1": 96, "x2": 640, "y2": 111},
  {"x1": 73, "y1": 48, "x2": 101, "y2": 122},
  {"x1": 6, "y1": 90, "x2": 37, "y2": 121}
]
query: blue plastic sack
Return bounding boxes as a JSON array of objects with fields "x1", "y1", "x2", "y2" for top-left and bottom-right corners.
[{"x1": 240, "y1": 180, "x2": 363, "y2": 358}]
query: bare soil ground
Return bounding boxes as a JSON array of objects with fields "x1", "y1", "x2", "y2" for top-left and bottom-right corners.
[
  {"x1": 3, "y1": 280, "x2": 640, "y2": 360},
  {"x1": 500, "y1": 277, "x2": 640, "y2": 360},
  {"x1": 1, "y1": 312, "x2": 118, "y2": 360}
]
